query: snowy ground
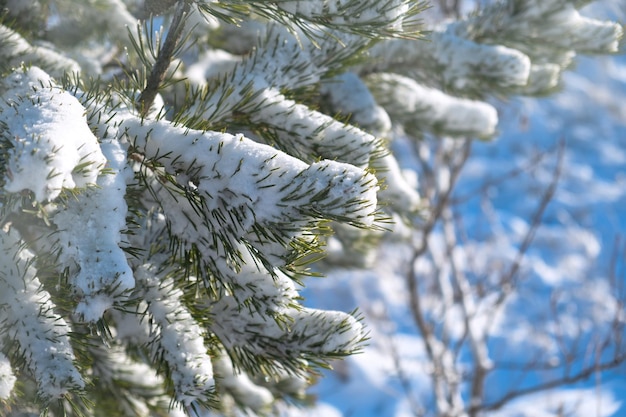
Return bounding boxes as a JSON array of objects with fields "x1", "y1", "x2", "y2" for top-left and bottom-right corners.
[{"x1": 300, "y1": 4, "x2": 626, "y2": 417}]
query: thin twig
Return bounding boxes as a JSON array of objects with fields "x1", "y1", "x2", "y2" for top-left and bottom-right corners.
[
  {"x1": 450, "y1": 149, "x2": 549, "y2": 206},
  {"x1": 438, "y1": 0, "x2": 463, "y2": 18},
  {"x1": 387, "y1": 333, "x2": 426, "y2": 417},
  {"x1": 415, "y1": 139, "x2": 473, "y2": 256},
  {"x1": 492, "y1": 140, "x2": 566, "y2": 311}
]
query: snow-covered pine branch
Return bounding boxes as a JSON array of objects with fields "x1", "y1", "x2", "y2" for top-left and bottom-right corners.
[
  {"x1": 196, "y1": 0, "x2": 425, "y2": 39},
  {"x1": 120, "y1": 113, "x2": 379, "y2": 259},
  {"x1": 181, "y1": 27, "x2": 384, "y2": 167},
  {"x1": 358, "y1": 0, "x2": 622, "y2": 141},
  {"x1": 0, "y1": 25, "x2": 81, "y2": 77},
  {"x1": 131, "y1": 266, "x2": 216, "y2": 407},
  {"x1": 365, "y1": 72, "x2": 499, "y2": 138},
  {"x1": 0, "y1": 228, "x2": 84, "y2": 402}
]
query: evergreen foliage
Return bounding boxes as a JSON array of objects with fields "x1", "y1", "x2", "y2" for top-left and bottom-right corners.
[{"x1": 0, "y1": 0, "x2": 622, "y2": 416}]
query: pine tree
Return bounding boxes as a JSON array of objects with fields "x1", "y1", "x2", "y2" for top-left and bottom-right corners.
[{"x1": 0, "y1": 0, "x2": 622, "y2": 416}]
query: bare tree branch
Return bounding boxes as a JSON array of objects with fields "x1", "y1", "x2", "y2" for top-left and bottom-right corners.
[
  {"x1": 407, "y1": 138, "x2": 473, "y2": 417},
  {"x1": 490, "y1": 140, "x2": 566, "y2": 315},
  {"x1": 479, "y1": 353, "x2": 626, "y2": 412},
  {"x1": 441, "y1": 206, "x2": 492, "y2": 416},
  {"x1": 387, "y1": 333, "x2": 426, "y2": 417}
]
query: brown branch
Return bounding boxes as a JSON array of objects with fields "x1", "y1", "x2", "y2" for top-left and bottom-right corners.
[
  {"x1": 437, "y1": 0, "x2": 463, "y2": 18},
  {"x1": 477, "y1": 353, "x2": 626, "y2": 412},
  {"x1": 137, "y1": 0, "x2": 190, "y2": 117},
  {"x1": 144, "y1": 0, "x2": 178, "y2": 16}
]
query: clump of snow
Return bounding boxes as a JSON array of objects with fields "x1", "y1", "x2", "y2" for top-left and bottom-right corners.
[
  {"x1": 185, "y1": 49, "x2": 241, "y2": 86},
  {"x1": 249, "y1": 89, "x2": 380, "y2": 167},
  {"x1": 366, "y1": 28, "x2": 531, "y2": 92},
  {"x1": 524, "y1": 63, "x2": 562, "y2": 94},
  {"x1": 502, "y1": 1, "x2": 623, "y2": 53},
  {"x1": 52, "y1": 139, "x2": 134, "y2": 322},
  {"x1": 224, "y1": 248, "x2": 299, "y2": 303},
  {"x1": 293, "y1": 308, "x2": 364, "y2": 352},
  {"x1": 213, "y1": 354, "x2": 274, "y2": 411},
  {"x1": 0, "y1": 352, "x2": 16, "y2": 400},
  {"x1": 321, "y1": 72, "x2": 392, "y2": 137},
  {"x1": 207, "y1": 247, "x2": 364, "y2": 357},
  {"x1": 46, "y1": 0, "x2": 136, "y2": 45},
  {"x1": 373, "y1": 154, "x2": 422, "y2": 214},
  {"x1": 0, "y1": 67, "x2": 105, "y2": 202},
  {"x1": 186, "y1": 31, "x2": 323, "y2": 122},
  {"x1": 367, "y1": 72, "x2": 499, "y2": 138},
  {"x1": 0, "y1": 25, "x2": 81, "y2": 76},
  {"x1": 434, "y1": 27, "x2": 531, "y2": 90},
  {"x1": 212, "y1": 289, "x2": 364, "y2": 356}
]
